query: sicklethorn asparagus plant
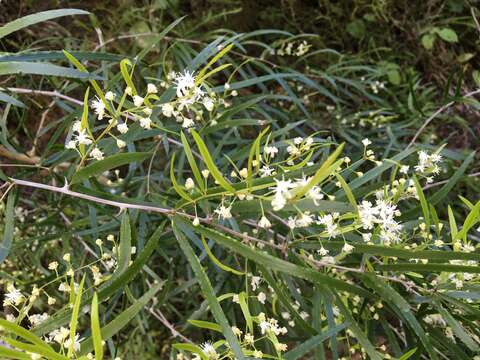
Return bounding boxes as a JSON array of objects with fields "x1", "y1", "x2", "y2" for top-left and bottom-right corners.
[{"x1": 1, "y1": 9, "x2": 480, "y2": 360}]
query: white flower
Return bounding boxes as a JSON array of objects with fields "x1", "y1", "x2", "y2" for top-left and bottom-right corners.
[
  {"x1": 287, "y1": 216, "x2": 297, "y2": 229},
  {"x1": 161, "y1": 103, "x2": 175, "y2": 117},
  {"x1": 214, "y1": 205, "x2": 232, "y2": 219},
  {"x1": 29, "y1": 313, "x2": 48, "y2": 326},
  {"x1": 257, "y1": 292, "x2": 267, "y2": 304},
  {"x1": 133, "y1": 95, "x2": 144, "y2": 107},
  {"x1": 286, "y1": 145, "x2": 300, "y2": 156},
  {"x1": 139, "y1": 117, "x2": 152, "y2": 129},
  {"x1": 66, "y1": 140, "x2": 76, "y2": 150},
  {"x1": 185, "y1": 177, "x2": 195, "y2": 190},
  {"x1": 147, "y1": 83, "x2": 158, "y2": 94},
  {"x1": 259, "y1": 165, "x2": 274, "y2": 177},
  {"x1": 49, "y1": 327, "x2": 70, "y2": 344},
  {"x1": 342, "y1": 243, "x2": 354, "y2": 253},
  {"x1": 201, "y1": 169, "x2": 210, "y2": 178},
  {"x1": 192, "y1": 217, "x2": 200, "y2": 227},
  {"x1": 270, "y1": 177, "x2": 294, "y2": 211},
  {"x1": 294, "y1": 137, "x2": 303, "y2": 145},
  {"x1": 362, "y1": 138, "x2": 371, "y2": 147},
  {"x1": 116, "y1": 139, "x2": 126, "y2": 148},
  {"x1": 318, "y1": 246, "x2": 329, "y2": 256},
  {"x1": 415, "y1": 150, "x2": 442, "y2": 175},
  {"x1": 3, "y1": 284, "x2": 24, "y2": 306},
  {"x1": 200, "y1": 342, "x2": 218, "y2": 360},
  {"x1": 72, "y1": 121, "x2": 82, "y2": 132},
  {"x1": 203, "y1": 97, "x2": 214, "y2": 112},
  {"x1": 258, "y1": 216, "x2": 271, "y2": 229},
  {"x1": 91, "y1": 97, "x2": 106, "y2": 119},
  {"x1": 117, "y1": 122, "x2": 128, "y2": 134},
  {"x1": 264, "y1": 146, "x2": 278, "y2": 158},
  {"x1": 63, "y1": 334, "x2": 81, "y2": 352},
  {"x1": 90, "y1": 147, "x2": 104, "y2": 161},
  {"x1": 296, "y1": 212, "x2": 314, "y2": 227},
  {"x1": 358, "y1": 200, "x2": 378, "y2": 230},
  {"x1": 105, "y1": 91, "x2": 115, "y2": 101},
  {"x1": 362, "y1": 233, "x2": 372, "y2": 242},
  {"x1": 182, "y1": 117, "x2": 195, "y2": 128},
  {"x1": 76, "y1": 129, "x2": 93, "y2": 145},
  {"x1": 317, "y1": 214, "x2": 339, "y2": 238},
  {"x1": 400, "y1": 165, "x2": 409, "y2": 174},
  {"x1": 250, "y1": 276, "x2": 261, "y2": 291},
  {"x1": 174, "y1": 70, "x2": 196, "y2": 97}
]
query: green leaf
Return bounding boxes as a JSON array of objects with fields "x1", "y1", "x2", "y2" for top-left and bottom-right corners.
[
  {"x1": 0, "y1": 51, "x2": 126, "y2": 63},
  {"x1": 438, "y1": 28, "x2": 458, "y2": 43},
  {"x1": 375, "y1": 263, "x2": 480, "y2": 273},
  {"x1": 197, "y1": 43, "x2": 234, "y2": 82},
  {"x1": 413, "y1": 175, "x2": 430, "y2": 233},
  {"x1": 170, "y1": 152, "x2": 194, "y2": 201},
  {"x1": 2, "y1": 338, "x2": 67, "y2": 360},
  {"x1": 0, "y1": 346, "x2": 31, "y2": 360},
  {"x1": 0, "y1": 91, "x2": 25, "y2": 108},
  {"x1": 188, "y1": 319, "x2": 222, "y2": 332},
  {"x1": 456, "y1": 199, "x2": 480, "y2": 242},
  {"x1": 71, "y1": 152, "x2": 151, "y2": 184},
  {"x1": 398, "y1": 348, "x2": 417, "y2": 360},
  {"x1": 0, "y1": 9, "x2": 89, "y2": 39},
  {"x1": 62, "y1": 50, "x2": 108, "y2": 105},
  {"x1": 0, "y1": 319, "x2": 54, "y2": 352},
  {"x1": 113, "y1": 212, "x2": 132, "y2": 278},
  {"x1": 68, "y1": 275, "x2": 85, "y2": 357},
  {"x1": 335, "y1": 173, "x2": 357, "y2": 211},
  {"x1": 181, "y1": 131, "x2": 205, "y2": 192},
  {"x1": 172, "y1": 218, "x2": 245, "y2": 360},
  {"x1": 295, "y1": 240, "x2": 480, "y2": 262},
  {"x1": 200, "y1": 234, "x2": 244, "y2": 275},
  {"x1": 79, "y1": 283, "x2": 163, "y2": 355},
  {"x1": 283, "y1": 323, "x2": 348, "y2": 360},
  {"x1": 238, "y1": 292, "x2": 253, "y2": 334},
  {"x1": 0, "y1": 189, "x2": 15, "y2": 263},
  {"x1": 120, "y1": 59, "x2": 137, "y2": 95},
  {"x1": 448, "y1": 206, "x2": 458, "y2": 243},
  {"x1": 0, "y1": 62, "x2": 100, "y2": 79},
  {"x1": 173, "y1": 344, "x2": 207, "y2": 360},
  {"x1": 91, "y1": 294, "x2": 103, "y2": 360},
  {"x1": 81, "y1": 87, "x2": 91, "y2": 136},
  {"x1": 190, "y1": 130, "x2": 235, "y2": 193},
  {"x1": 294, "y1": 143, "x2": 344, "y2": 199},
  {"x1": 421, "y1": 34, "x2": 436, "y2": 49}
]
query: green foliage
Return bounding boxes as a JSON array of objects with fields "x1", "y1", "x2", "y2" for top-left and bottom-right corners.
[{"x1": 1, "y1": 2, "x2": 480, "y2": 360}]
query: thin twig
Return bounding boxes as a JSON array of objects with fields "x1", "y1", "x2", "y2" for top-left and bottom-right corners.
[
  {"x1": 10, "y1": 177, "x2": 174, "y2": 215},
  {"x1": 8, "y1": 177, "x2": 280, "y2": 250},
  {"x1": 407, "y1": 89, "x2": 480, "y2": 149},
  {"x1": 423, "y1": 171, "x2": 480, "y2": 190},
  {"x1": 148, "y1": 308, "x2": 193, "y2": 343}
]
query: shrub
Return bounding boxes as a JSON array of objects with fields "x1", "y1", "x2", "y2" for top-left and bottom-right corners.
[{"x1": 1, "y1": 7, "x2": 480, "y2": 360}]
